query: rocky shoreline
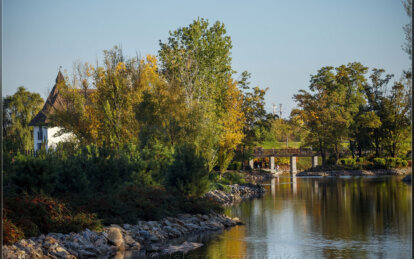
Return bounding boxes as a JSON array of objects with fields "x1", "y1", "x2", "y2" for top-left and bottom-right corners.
[
  {"x1": 243, "y1": 171, "x2": 275, "y2": 182},
  {"x1": 2, "y1": 212, "x2": 243, "y2": 259},
  {"x1": 204, "y1": 183, "x2": 266, "y2": 206},
  {"x1": 3, "y1": 184, "x2": 265, "y2": 259},
  {"x1": 296, "y1": 167, "x2": 412, "y2": 177}
]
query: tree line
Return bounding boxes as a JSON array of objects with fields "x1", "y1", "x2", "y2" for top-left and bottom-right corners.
[{"x1": 292, "y1": 64, "x2": 411, "y2": 164}]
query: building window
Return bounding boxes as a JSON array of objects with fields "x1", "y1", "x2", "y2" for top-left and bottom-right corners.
[
  {"x1": 38, "y1": 127, "x2": 43, "y2": 140},
  {"x1": 37, "y1": 143, "x2": 42, "y2": 151}
]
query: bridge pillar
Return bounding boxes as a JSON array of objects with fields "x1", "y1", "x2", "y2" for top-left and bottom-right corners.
[
  {"x1": 249, "y1": 159, "x2": 254, "y2": 169},
  {"x1": 290, "y1": 156, "x2": 297, "y2": 174},
  {"x1": 312, "y1": 155, "x2": 318, "y2": 167},
  {"x1": 270, "y1": 156, "x2": 275, "y2": 170}
]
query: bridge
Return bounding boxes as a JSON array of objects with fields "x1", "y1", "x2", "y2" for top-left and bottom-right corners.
[{"x1": 249, "y1": 148, "x2": 319, "y2": 174}]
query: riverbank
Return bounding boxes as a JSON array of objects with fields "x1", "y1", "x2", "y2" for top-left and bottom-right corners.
[
  {"x1": 242, "y1": 171, "x2": 275, "y2": 182},
  {"x1": 296, "y1": 167, "x2": 411, "y2": 177},
  {"x1": 205, "y1": 183, "x2": 266, "y2": 205},
  {"x1": 2, "y1": 212, "x2": 242, "y2": 258},
  {"x1": 3, "y1": 184, "x2": 266, "y2": 258}
]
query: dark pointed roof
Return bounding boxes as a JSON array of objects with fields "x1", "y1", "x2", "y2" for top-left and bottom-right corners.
[
  {"x1": 29, "y1": 71, "x2": 96, "y2": 127},
  {"x1": 29, "y1": 72, "x2": 66, "y2": 126},
  {"x1": 56, "y1": 71, "x2": 65, "y2": 84}
]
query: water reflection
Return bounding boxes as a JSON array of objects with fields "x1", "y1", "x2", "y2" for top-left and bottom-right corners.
[{"x1": 187, "y1": 176, "x2": 411, "y2": 258}]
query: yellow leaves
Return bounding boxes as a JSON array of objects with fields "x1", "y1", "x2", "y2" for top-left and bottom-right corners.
[
  {"x1": 145, "y1": 54, "x2": 158, "y2": 70},
  {"x1": 85, "y1": 63, "x2": 95, "y2": 77},
  {"x1": 140, "y1": 55, "x2": 162, "y2": 91},
  {"x1": 115, "y1": 62, "x2": 126, "y2": 73},
  {"x1": 219, "y1": 80, "x2": 245, "y2": 151}
]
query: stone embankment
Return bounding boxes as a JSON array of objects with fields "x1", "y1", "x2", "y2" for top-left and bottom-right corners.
[
  {"x1": 3, "y1": 212, "x2": 242, "y2": 259},
  {"x1": 296, "y1": 167, "x2": 412, "y2": 177},
  {"x1": 243, "y1": 171, "x2": 275, "y2": 182},
  {"x1": 204, "y1": 183, "x2": 266, "y2": 206}
]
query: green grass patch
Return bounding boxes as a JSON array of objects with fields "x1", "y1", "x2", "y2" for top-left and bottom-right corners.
[{"x1": 257, "y1": 140, "x2": 302, "y2": 149}]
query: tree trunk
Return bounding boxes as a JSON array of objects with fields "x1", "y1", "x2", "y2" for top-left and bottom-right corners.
[
  {"x1": 350, "y1": 140, "x2": 355, "y2": 158},
  {"x1": 318, "y1": 138, "x2": 326, "y2": 165},
  {"x1": 334, "y1": 143, "x2": 340, "y2": 163}
]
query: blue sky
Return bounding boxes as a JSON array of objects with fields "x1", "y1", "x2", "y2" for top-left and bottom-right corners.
[{"x1": 3, "y1": 0, "x2": 410, "y2": 117}]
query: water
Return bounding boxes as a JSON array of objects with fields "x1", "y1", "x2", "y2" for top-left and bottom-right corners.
[{"x1": 184, "y1": 175, "x2": 412, "y2": 259}]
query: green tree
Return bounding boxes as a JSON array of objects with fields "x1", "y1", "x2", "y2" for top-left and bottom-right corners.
[
  {"x1": 379, "y1": 81, "x2": 411, "y2": 157},
  {"x1": 235, "y1": 71, "x2": 271, "y2": 167},
  {"x1": 158, "y1": 18, "x2": 235, "y2": 171},
  {"x1": 3, "y1": 87, "x2": 44, "y2": 152},
  {"x1": 293, "y1": 63, "x2": 368, "y2": 163},
  {"x1": 362, "y1": 68, "x2": 394, "y2": 156}
]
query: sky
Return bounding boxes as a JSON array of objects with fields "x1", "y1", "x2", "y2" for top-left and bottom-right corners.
[{"x1": 3, "y1": 0, "x2": 411, "y2": 117}]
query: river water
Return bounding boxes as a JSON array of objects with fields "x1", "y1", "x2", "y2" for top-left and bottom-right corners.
[{"x1": 185, "y1": 175, "x2": 412, "y2": 259}]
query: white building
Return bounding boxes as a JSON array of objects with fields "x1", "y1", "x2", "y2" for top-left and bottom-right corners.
[{"x1": 29, "y1": 71, "x2": 75, "y2": 152}]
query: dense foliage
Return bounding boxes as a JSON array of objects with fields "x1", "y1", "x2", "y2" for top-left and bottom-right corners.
[
  {"x1": 3, "y1": 144, "x2": 223, "y2": 243},
  {"x1": 292, "y1": 64, "x2": 411, "y2": 164},
  {"x1": 3, "y1": 87, "x2": 44, "y2": 153}
]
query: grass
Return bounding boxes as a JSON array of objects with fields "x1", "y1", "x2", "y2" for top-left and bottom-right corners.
[{"x1": 257, "y1": 140, "x2": 302, "y2": 149}]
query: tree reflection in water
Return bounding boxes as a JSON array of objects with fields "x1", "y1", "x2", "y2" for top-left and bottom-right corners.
[{"x1": 186, "y1": 176, "x2": 411, "y2": 259}]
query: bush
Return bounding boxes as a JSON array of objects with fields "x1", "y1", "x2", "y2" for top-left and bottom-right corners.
[
  {"x1": 356, "y1": 157, "x2": 364, "y2": 163},
  {"x1": 165, "y1": 144, "x2": 211, "y2": 197},
  {"x1": 222, "y1": 172, "x2": 246, "y2": 185},
  {"x1": 339, "y1": 158, "x2": 356, "y2": 167},
  {"x1": 67, "y1": 185, "x2": 222, "y2": 224},
  {"x1": 402, "y1": 160, "x2": 408, "y2": 167},
  {"x1": 4, "y1": 194, "x2": 102, "y2": 242},
  {"x1": 210, "y1": 182, "x2": 231, "y2": 192},
  {"x1": 2, "y1": 217, "x2": 25, "y2": 245},
  {"x1": 373, "y1": 158, "x2": 386, "y2": 168},
  {"x1": 7, "y1": 154, "x2": 59, "y2": 194},
  {"x1": 386, "y1": 157, "x2": 396, "y2": 168},
  {"x1": 227, "y1": 161, "x2": 242, "y2": 170}
]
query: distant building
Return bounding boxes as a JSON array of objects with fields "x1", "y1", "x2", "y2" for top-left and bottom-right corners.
[{"x1": 28, "y1": 71, "x2": 93, "y2": 152}]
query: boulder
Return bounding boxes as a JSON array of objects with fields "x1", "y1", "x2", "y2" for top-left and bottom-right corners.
[{"x1": 106, "y1": 227, "x2": 124, "y2": 248}]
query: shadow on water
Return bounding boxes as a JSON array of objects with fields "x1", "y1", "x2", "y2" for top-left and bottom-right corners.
[{"x1": 129, "y1": 175, "x2": 412, "y2": 259}]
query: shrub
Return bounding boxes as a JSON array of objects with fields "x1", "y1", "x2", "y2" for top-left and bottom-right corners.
[
  {"x1": 373, "y1": 158, "x2": 386, "y2": 168},
  {"x1": 402, "y1": 160, "x2": 408, "y2": 167},
  {"x1": 222, "y1": 172, "x2": 246, "y2": 185},
  {"x1": 228, "y1": 161, "x2": 242, "y2": 170},
  {"x1": 70, "y1": 185, "x2": 222, "y2": 224},
  {"x1": 2, "y1": 217, "x2": 25, "y2": 245},
  {"x1": 326, "y1": 155, "x2": 337, "y2": 165},
  {"x1": 7, "y1": 154, "x2": 59, "y2": 194},
  {"x1": 386, "y1": 157, "x2": 396, "y2": 168},
  {"x1": 356, "y1": 157, "x2": 364, "y2": 163},
  {"x1": 165, "y1": 144, "x2": 211, "y2": 197},
  {"x1": 339, "y1": 158, "x2": 356, "y2": 167},
  {"x1": 210, "y1": 182, "x2": 231, "y2": 192},
  {"x1": 4, "y1": 194, "x2": 102, "y2": 240},
  {"x1": 348, "y1": 159, "x2": 356, "y2": 166}
]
